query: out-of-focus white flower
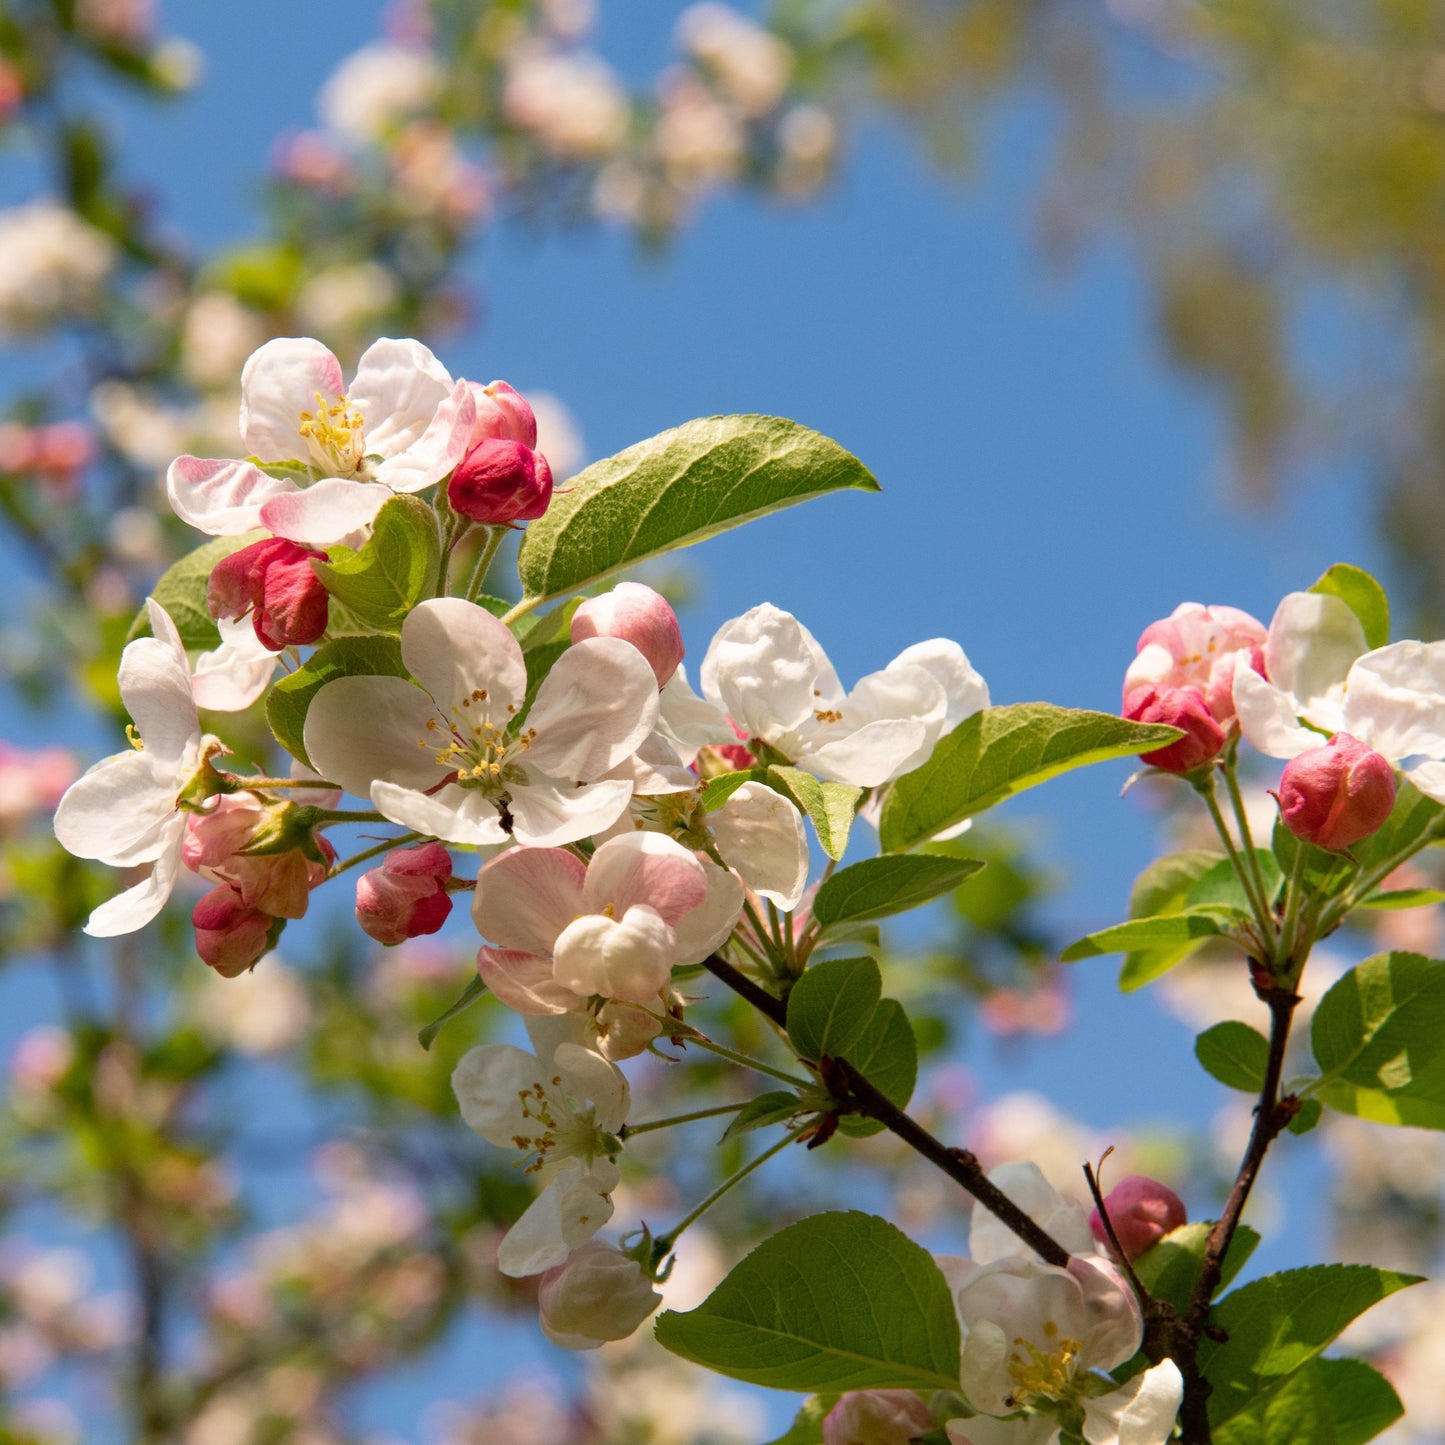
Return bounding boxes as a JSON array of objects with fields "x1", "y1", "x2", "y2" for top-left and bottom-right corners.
[
  {"x1": 74, "y1": 0, "x2": 153, "y2": 45},
  {"x1": 182, "y1": 293, "x2": 269, "y2": 391},
  {"x1": 317, "y1": 43, "x2": 439, "y2": 141},
  {"x1": 503, "y1": 47, "x2": 630, "y2": 159},
  {"x1": 293, "y1": 262, "x2": 401, "y2": 343},
  {"x1": 677, "y1": 4, "x2": 793, "y2": 116},
  {"x1": 0, "y1": 201, "x2": 114, "y2": 333},
  {"x1": 655, "y1": 73, "x2": 745, "y2": 192},
  {"x1": 0, "y1": 744, "x2": 76, "y2": 832},
  {"x1": 775, "y1": 104, "x2": 838, "y2": 196},
  {"x1": 191, "y1": 957, "x2": 310, "y2": 1055}
]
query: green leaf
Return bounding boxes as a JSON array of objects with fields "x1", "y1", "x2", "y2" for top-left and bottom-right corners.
[
  {"x1": 720, "y1": 1091, "x2": 808, "y2": 1142},
  {"x1": 700, "y1": 769, "x2": 764, "y2": 812},
  {"x1": 1358, "y1": 887, "x2": 1445, "y2": 909},
  {"x1": 1270, "y1": 819, "x2": 1354, "y2": 906},
  {"x1": 836, "y1": 998, "x2": 917, "y2": 1138},
  {"x1": 418, "y1": 975, "x2": 487, "y2": 1051},
  {"x1": 1199, "y1": 1264, "x2": 1419, "y2": 1427},
  {"x1": 787, "y1": 957, "x2": 882, "y2": 1061},
  {"x1": 125, "y1": 531, "x2": 268, "y2": 650},
  {"x1": 311, "y1": 495, "x2": 440, "y2": 633},
  {"x1": 1196, "y1": 1021, "x2": 1271, "y2": 1092},
  {"x1": 767, "y1": 766, "x2": 861, "y2": 862},
  {"x1": 1187, "y1": 852, "x2": 1283, "y2": 912},
  {"x1": 1310, "y1": 951, "x2": 1445, "y2": 1127},
  {"x1": 1287, "y1": 1098, "x2": 1324, "y2": 1135},
  {"x1": 1214, "y1": 1357, "x2": 1403, "y2": 1445},
  {"x1": 1310, "y1": 563, "x2": 1389, "y2": 651},
  {"x1": 1351, "y1": 778, "x2": 1445, "y2": 870},
  {"x1": 1061, "y1": 909, "x2": 1233, "y2": 963},
  {"x1": 812, "y1": 855, "x2": 984, "y2": 929},
  {"x1": 878, "y1": 705, "x2": 1181, "y2": 853},
  {"x1": 654, "y1": 1211, "x2": 962, "y2": 1393},
  {"x1": 1118, "y1": 849, "x2": 1227, "y2": 991},
  {"x1": 267, "y1": 634, "x2": 408, "y2": 768},
  {"x1": 1132, "y1": 1222, "x2": 1260, "y2": 1315},
  {"x1": 517, "y1": 415, "x2": 880, "y2": 602}
]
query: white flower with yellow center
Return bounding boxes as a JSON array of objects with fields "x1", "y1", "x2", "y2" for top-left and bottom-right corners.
[
  {"x1": 303, "y1": 598, "x2": 659, "y2": 848},
  {"x1": 166, "y1": 335, "x2": 476, "y2": 546},
  {"x1": 452, "y1": 1020, "x2": 629, "y2": 1277}
]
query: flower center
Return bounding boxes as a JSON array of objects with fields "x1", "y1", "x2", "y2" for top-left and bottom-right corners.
[
  {"x1": 510, "y1": 1072, "x2": 615, "y2": 1177},
  {"x1": 297, "y1": 391, "x2": 368, "y2": 476},
  {"x1": 417, "y1": 691, "x2": 534, "y2": 796},
  {"x1": 1005, "y1": 1321, "x2": 1083, "y2": 1408}
]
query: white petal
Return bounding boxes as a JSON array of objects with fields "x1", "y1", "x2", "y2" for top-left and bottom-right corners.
[
  {"x1": 505, "y1": 778, "x2": 636, "y2": 847},
  {"x1": 805, "y1": 714, "x2": 930, "y2": 787},
  {"x1": 476, "y1": 947, "x2": 581, "y2": 1016},
  {"x1": 553, "y1": 907, "x2": 676, "y2": 1003},
  {"x1": 240, "y1": 337, "x2": 344, "y2": 461},
  {"x1": 370, "y1": 780, "x2": 510, "y2": 847},
  {"x1": 1232, "y1": 667, "x2": 1324, "y2": 760},
  {"x1": 656, "y1": 664, "x2": 737, "y2": 765},
  {"x1": 121, "y1": 620, "x2": 201, "y2": 768},
  {"x1": 603, "y1": 731, "x2": 697, "y2": 794},
  {"x1": 83, "y1": 816, "x2": 186, "y2": 937},
  {"x1": 166, "y1": 456, "x2": 293, "y2": 536},
  {"x1": 1342, "y1": 641, "x2": 1445, "y2": 761},
  {"x1": 555, "y1": 1041, "x2": 630, "y2": 1132},
  {"x1": 371, "y1": 376, "x2": 476, "y2": 492},
  {"x1": 303, "y1": 675, "x2": 444, "y2": 800},
  {"x1": 669, "y1": 857, "x2": 745, "y2": 964},
  {"x1": 1082, "y1": 1360, "x2": 1183, "y2": 1445},
  {"x1": 1265, "y1": 591, "x2": 1365, "y2": 720},
  {"x1": 891, "y1": 638, "x2": 990, "y2": 729},
  {"x1": 191, "y1": 618, "x2": 277, "y2": 712},
  {"x1": 710, "y1": 782, "x2": 809, "y2": 909},
  {"x1": 700, "y1": 603, "x2": 828, "y2": 737},
  {"x1": 53, "y1": 749, "x2": 178, "y2": 865},
  {"x1": 969, "y1": 1161, "x2": 1093, "y2": 1262},
  {"x1": 473, "y1": 846, "x2": 587, "y2": 955},
  {"x1": 259, "y1": 476, "x2": 390, "y2": 545},
  {"x1": 497, "y1": 1168, "x2": 614, "y2": 1278},
  {"x1": 400, "y1": 598, "x2": 526, "y2": 716},
  {"x1": 452, "y1": 1043, "x2": 543, "y2": 1143},
  {"x1": 1406, "y1": 759, "x2": 1445, "y2": 805},
  {"x1": 524, "y1": 638, "x2": 659, "y2": 781},
  {"x1": 348, "y1": 337, "x2": 454, "y2": 460}
]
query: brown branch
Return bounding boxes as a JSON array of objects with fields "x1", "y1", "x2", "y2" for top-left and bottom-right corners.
[{"x1": 700, "y1": 954, "x2": 1071, "y2": 1268}]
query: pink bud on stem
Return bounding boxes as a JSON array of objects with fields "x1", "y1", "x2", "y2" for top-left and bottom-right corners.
[
  {"x1": 1089, "y1": 1175, "x2": 1187, "y2": 1261},
  {"x1": 570, "y1": 582, "x2": 685, "y2": 688},
  {"x1": 1276, "y1": 733, "x2": 1396, "y2": 851},
  {"x1": 207, "y1": 537, "x2": 330, "y2": 651},
  {"x1": 355, "y1": 843, "x2": 454, "y2": 945},
  {"x1": 1123, "y1": 685, "x2": 1226, "y2": 774}
]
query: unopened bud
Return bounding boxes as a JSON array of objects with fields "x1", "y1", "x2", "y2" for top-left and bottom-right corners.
[
  {"x1": 207, "y1": 537, "x2": 329, "y2": 651},
  {"x1": 822, "y1": 1390, "x2": 935, "y2": 1445},
  {"x1": 536, "y1": 1241, "x2": 662, "y2": 1349},
  {"x1": 355, "y1": 843, "x2": 454, "y2": 945},
  {"x1": 465, "y1": 379, "x2": 538, "y2": 449},
  {"x1": 448, "y1": 437, "x2": 553, "y2": 524},
  {"x1": 1277, "y1": 733, "x2": 1396, "y2": 851},
  {"x1": 1089, "y1": 1175, "x2": 1187, "y2": 1261},
  {"x1": 192, "y1": 885, "x2": 278, "y2": 977},
  {"x1": 570, "y1": 582, "x2": 685, "y2": 688},
  {"x1": 1123, "y1": 685, "x2": 1225, "y2": 774}
]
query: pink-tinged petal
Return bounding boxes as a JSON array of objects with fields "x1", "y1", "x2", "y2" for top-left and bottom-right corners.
[
  {"x1": 53, "y1": 749, "x2": 177, "y2": 865},
  {"x1": 497, "y1": 1168, "x2": 614, "y2": 1278},
  {"x1": 473, "y1": 846, "x2": 587, "y2": 954},
  {"x1": 1342, "y1": 640, "x2": 1445, "y2": 761},
  {"x1": 582, "y1": 832, "x2": 707, "y2": 926},
  {"x1": 121, "y1": 617, "x2": 201, "y2": 767},
  {"x1": 167, "y1": 457, "x2": 293, "y2": 536},
  {"x1": 369, "y1": 780, "x2": 510, "y2": 846},
  {"x1": 700, "y1": 603, "x2": 828, "y2": 736},
  {"x1": 1265, "y1": 591, "x2": 1365, "y2": 720},
  {"x1": 656, "y1": 664, "x2": 736, "y2": 764},
  {"x1": 553, "y1": 906, "x2": 676, "y2": 1003},
  {"x1": 191, "y1": 618, "x2": 277, "y2": 712},
  {"x1": 259, "y1": 477, "x2": 389, "y2": 545},
  {"x1": 891, "y1": 638, "x2": 990, "y2": 729},
  {"x1": 400, "y1": 598, "x2": 526, "y2": 714},
  {"x1": 524, "y1": 638, "x2": 659, "y2": 781},
  {"x1": 505, "y1": 778, "x2": 636, "y2": 847},
  {"x1": 1069, "y1": 1254, "x2": 1144, "y2": 1370},
  {"x1": 83, "y1": 816, "x2": 186, "y2": 937},
  {"x1": 710, "y1": 782, "x2": 808, "y2": 909},
  {"x1": 348, "y1": 337, "x2": 455, "y2": 460},
  {"x1": 303, "y1": 675, "x2": 444, "y2": 800},
  {"x1": 372, "y1": 376, "x2": 476, "y2": 493},
  {"x1": 477, "y1": 946, "x2": 581, "y2": 1015},
  {"x1": 240, "y1": 337, "x2": 344, "y2": 461},
  {"x1": 1233, "y1": 667, "x2": 1324, "y2": 761},
  {"x1": 670, "y1": 857, "x2": 745, "y2": 964},
  {"x1": 807, "y1": 715, "x2": 930, "y2": 787}
]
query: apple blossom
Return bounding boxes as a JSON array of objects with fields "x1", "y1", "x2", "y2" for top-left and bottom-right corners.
[
  {"x1": 536, "y1": 1240, "x2": 662, "y2": 1349},
  {"x1": 823, "y1": 1390, "x2": 935, "y2": 1445},
  {"x1": 53, "y1": 600, "x2": 226, "y2": 937},
  {"x1": 1277, "y1": 733, "x2": 1397, "y2": 851},
  {"x1": 1123, "y1": 602, "x2": 1266, "y2": 726},
  {"x1": 192, "y1": 886, "x2": 276, "y2": 977},
  {"x1": 571, "y1": 582, "x2": 685, "y2": 689},
  {"x1": 303, "y1": 597, "x2": 659, "y2": 847},
  {"x1": 189, "y1": 617, "x2": 280, "y2": 713},
  {"x1": 1122, "y1": 684, "x2": 1225, "y2": 774},
  {"x1": 355, "y1": 843, "x2": 454, "y2": 944},
  {"x1": 1088, "y1": 1176, "x2": 1187, "y2": 1261},
  {"x1": 452, "y1": 1023, "x2": 629, "y2": 1276},
  {"x1": 472, "y1": 831, "x2": 743, "y2": 1010},
  {"x1": 207, "y1": 536, "x2": 330, "y2": 650},
  {"x1": 165, "y1": 336, "x2": 476, "y2": 546}
]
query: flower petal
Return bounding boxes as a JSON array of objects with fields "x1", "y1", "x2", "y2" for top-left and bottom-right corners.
[
  {"x1": 452, "y1": 1042, "x2": 543, "y2": 1144},
  {"x1": 891, "y1": 638, "x2": 990, "y2": 729},
  {"x1": 581, "y1": 832, "x2": 707, "y2": 927},
  {"x1": 969, "y1": 1160, "x2": 1093, "y2": 1262},
  {"x1": 656, "y1": 664, "x2": 737, "y2": 764},
  {"x1": 191, "y1": 618, "x2": 277, "y2": 712},
  {"x1": 53, "y1": 749, "x2": 178, "y2": 865},
  {"x1": 700, "y1": 603, "x2": 828, "y2": 736},
  {"x1": 240, "y1": 337, "x2": 345, "y2": 461},
  {"x1": 1342, "y1": 641, "x2": 1445, "y2": 761},
  {"x1": 259, "y1": 476, "x2": 390, "y2": 546},
  {"x1": 505, "y1": 778, "x2": 636, "y2": 848},
  {"x1": 124, "y1": 604, "x2": 201, "y2": 766},
  {"x1": 348, "y1": 337, "x2": 454, "y2": 460},
  {"x1": 1082, "y1": 1360, "x2": 1183, "y2": 1445},
  {"x1": 1265, "y1": 591, "x2": 1364, "y2": 725},
  {"x1": 1233, "y1": 667, "x2": 1324, "y2": 761},
  {"x1": 710, "y1": 782, "x2": 808, "y2": 909},
  {"x1": 555, "y1": 1041, "x2": 630, "y2": 1132},
  {"x1": 473, "y1": 846, "x2": 588, "y2": 955},
  {"x1": 497, "y1": 1167, "x2": 615, "y2": 1278},
  {"x1": 670, "y1": 856, "x2": 746, "y2": 964},
  {"x1": 166, "y1": 456, "x2": 293, "y2": 536},
  {"x1": 400, "y1": 598, "x2": 526, "y2": 715},
  {"x1": 371, "y1": 376, "x2": 476, "y2": 493},
  {"x1": 303, "y1": 674, "x2": 444, "y2": 800},
  {"x1": 553, "y1": 907, "x2": 676, "y2": 1003},
  {"x1": 477, "y1": 946, "x2": 581, "y2": 1016},
  {"x1": 370, "y1": 779, "x2": 510, "y2": 847},
  {"x1": 83, "y1": 816, "x2": 186, "y2": 937}
]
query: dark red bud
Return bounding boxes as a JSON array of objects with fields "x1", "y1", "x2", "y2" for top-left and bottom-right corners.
[
  {"x1": 447, "y1": 438, "x2": 553, "y2": 525},
  {"x1": 207, "y1": 537, "x2": 329, "y2": 651},
  {"x1": 1123, "y1": 685, "x2": 1226, "y2": 774}
]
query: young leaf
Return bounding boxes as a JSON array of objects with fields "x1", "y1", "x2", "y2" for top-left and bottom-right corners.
[
  {"x1": 1350, "y1": 778, "x2": 1445, "y2": 872},
  {"x1": 1199, "y1": 1264, "x2": 1419, "y2": 1427},
  {"x1": 812, "y1": 855, "x2": 984, "y2": 929},
  {"x1": 310, "y1": 494, "x2": 440, "y2": 633},
  {"x1": 1310, "y1": 563, "x2": 1389, "y2": 651},
  {"x1": 418, "y1": 975, "x2": 487, "y2": 1051},
  {"x1": 1131, "y1": 1222, "x2": 1260, "y2": 1315},
  {"x1": 878, "y1": 705, "x2": 1181, "y2": 853},
  {"x1": 1196, "y1": 1021, "x2": 1271, "y2": 1092},
  {"x1": 1213, "y1": 1357, "x2": 1402, "y2": 1445},
  {"x1": 1061, "y1": 910, "x2": 1233, "y2": 963},
  {"x1": 267, "y1": 634, "x2": 408, "y2": 768},
  {"x1": 654, "y1": 1211, "x2": 962, "y2": 1393},
  {"x1": 720, "y1": 1091, "x2": 808, "y2": 1142},
  {"x1": 1358, "y1": 887, "x2": 1445, "y2": 909},
  {"x1": 125, "y1": 530, "x2": 268, "y2": 650},
  {"x1": 700, "y1": 769, "x2": 764, "y2": 812},
  {"x1": 1187, "y1": 852, "x2": 1283, "y2": 912},
  {"x1": 517, "y1": 415, "x2": 880, "y2": 603},
  {"x1": 767, "y1": 766, "x2": 861, "y2": 861},
  {"x1": 1118, "y1": 849, "x2": 1227, "y2": 992},
  {"x1": 786, "y1": 957, "x2": 882, "y2": 1061},
  {"x1": 1311, "y1": 951, "x2": 1445, "y2": 1128},
  {"x1": 1287, "y1": 1098, "x2": 1323, "y2": 1135},
  {"x1": 836, "y1": 998, "x2": 918, "y2": 1138}
]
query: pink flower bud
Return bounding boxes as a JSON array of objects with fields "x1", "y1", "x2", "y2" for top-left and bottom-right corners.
[
  {"x1": 570, "y1": 582, "x2": 685, "y2": 688},
  {"x1": 697, "y1": 719, "x2": 755, "y2": 775},
  {"x1": 183, "y1": 796, "x2": 333, "y2": 919},
  {"x1": 537, "y1": 1242, "x2": 662, "y2": 1349},
  {"x1": 1123, "y1": 685, "x2": 1225, "y2": 774},
  {"x1": 822, "y1": 1390, "x2": 935, "y2": 1445},
  {"x1": 207, "y1": 537, "x2": 329, "y2": 651},
  {"x1": 1125, "y1": 602, "x2": 1267, "y2": 725},
  {"x1": 447, "y1": 437, "x2": 553, "y2": 524},
  {"x1": 1277, "y1": 733, "x2": 1396, "y2": 851},
  {"x1": 355, "y1": 843, "x2": 454, "y2": 945},
  {"x1": 1089, "y1": 1175, "x2": 1187, "y2": 1261},
  {"x1": 192, "y1": 886, "x2": 276, "y2": 977},
  {"x1": 463, "y1": 379, "x2": 538, "y2": 449}
]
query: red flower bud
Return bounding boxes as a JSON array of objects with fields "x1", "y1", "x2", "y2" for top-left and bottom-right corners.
[
  {"x1": 355, "y1": 843, "x2": 454, "y2": 945},
  {"x1": 570, "y1": 582, "x2": 685, "y2": 688},
  {"x1": 1123, "y1": 684, "x2": 1226, "y2": 774},
  {"x1": 448, "y1": 437, "x2": 553, "y2": 524},
  {"x1": 207, "y1": 537, "x2": 329, "y2": 651},
  {"x1": 192, "y1": 885, "x2": 278, "y2": 977},
  {"x1": 1277, "y1": 733, "x2": 1396, "y2": 851},
  {"x1": 1089, "y1": 1175, "x2": 1187, "y2": 1261}
]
